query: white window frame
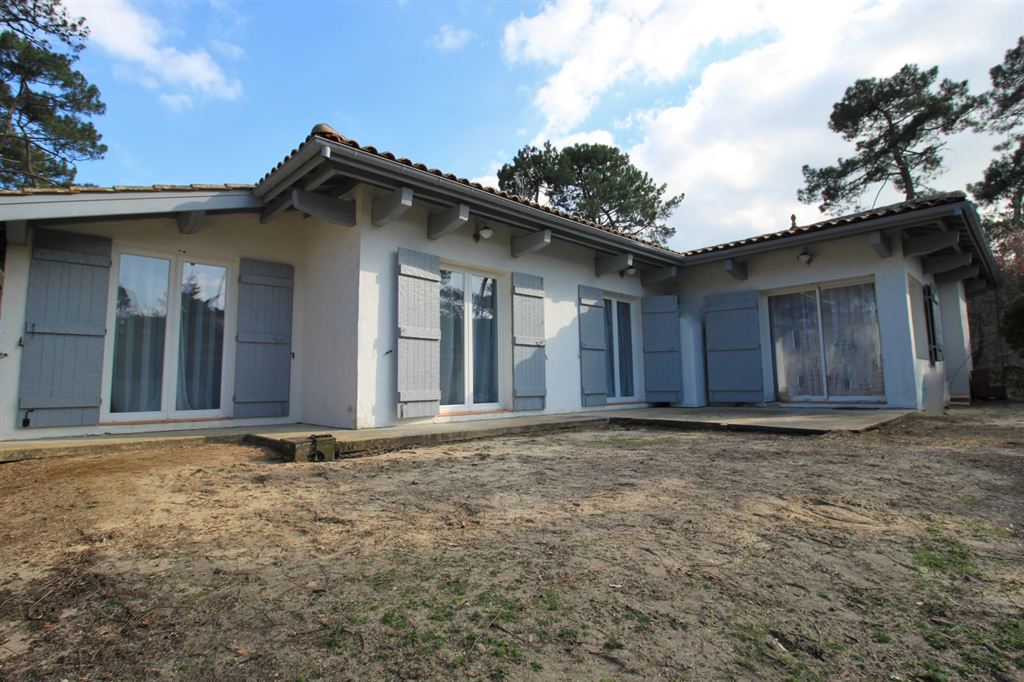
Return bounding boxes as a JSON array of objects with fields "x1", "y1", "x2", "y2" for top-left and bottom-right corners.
[
  {"x1": 438, "y1": 263, "x2": 508, "y2": 414},
  {"x1": 101, "y1": 246, "x2": 235, "y2": 423},
  {"x1": 604, "y1": 295, "x2": 640, "y2": 403},
  {"x1": 766, "y1": 276, "x2": 885, "y2": 404}
]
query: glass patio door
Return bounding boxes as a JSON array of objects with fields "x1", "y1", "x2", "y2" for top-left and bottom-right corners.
[
  {"x1": 769, "y1": 282, "x2": 884, "y2": 402},
  {"x1": 107, "y1": 252, "x2": 228, "y2": 420},
  {"x1": 440, "y1": 268, "x2": 499, "y2": 411}
]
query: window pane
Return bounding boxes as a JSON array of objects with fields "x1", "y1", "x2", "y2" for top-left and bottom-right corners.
[
  {"x1": 769, "y1": 291, "x2": 824, "y2": 399},
  {"x1": 617, "y1": 301, "x2": 634, "y2": 397},
  {"x1": 820, "y1": 283, "x2": 885, "y2": 397},
  {"x1": 440, "y1": 270, "x2": 465, "y2": 405},
  {"x1": 472, "y1": 276, "x2": 498, "y2": 404},
  {"x1": 176, "y1": 263, "x2": 227, "y2": 411},
  {"x1": 111, "y1": 254, "x2": 169, "y2": 413},
  {"x1": 604, "y1": 299, "x2": 616, "y2": 397}
]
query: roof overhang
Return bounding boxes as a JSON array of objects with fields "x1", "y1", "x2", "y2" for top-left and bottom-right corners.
[
  {"x1": 254, "y1": 138, "x2": 682, "y2": 268},
  {"x1": 683, "y1": 200, "x2": 998, "y2": 289},
  {"x1": 0, "y1": 189, "x2": 260, "y2": 223}
]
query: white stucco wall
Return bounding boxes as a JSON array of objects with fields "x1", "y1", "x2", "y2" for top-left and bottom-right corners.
[
  {"x1": 355, "y1": 189, "x2": 651, "y2": 429},
  {"x1": 673, "y1": 232, "x2": 923, "y2": 409},
  {"x1": 0, "y1": 212, "x2": 322, "y2": 441},
  {"x1": 298, "y1": 189, "x2": 362, "y2": 428},
  {"x1": 937, "y1": 280, "x2": 972, "y2": 400}
]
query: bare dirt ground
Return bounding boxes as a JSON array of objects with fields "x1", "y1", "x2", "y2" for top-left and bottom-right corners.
[{"x1": 1, "y1": 405, "x2": 1023, "y2": 681}]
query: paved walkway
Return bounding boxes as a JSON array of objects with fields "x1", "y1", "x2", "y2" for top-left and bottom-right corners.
[{"x1": 0, "y1": 406, "x2": 912, "y2": 463}]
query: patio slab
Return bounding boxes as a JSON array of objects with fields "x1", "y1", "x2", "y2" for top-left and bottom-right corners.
[{"x1": 0, "y1": 406, "x2": 913, "y2": 464}]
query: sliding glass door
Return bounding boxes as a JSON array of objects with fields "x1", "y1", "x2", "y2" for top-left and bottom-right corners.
[
  {"x1": 440, "y1": 267, "x2": 500, "y2": 411},
  {"x1": 769, "y1": 282, "x2": 884, "y2": 402},
  {"x1": 603, "y1": 297, "x2": 636, "y2": 401},
  {"x1": 106, "y1": 252, "x2": 229, "y2": 421}
]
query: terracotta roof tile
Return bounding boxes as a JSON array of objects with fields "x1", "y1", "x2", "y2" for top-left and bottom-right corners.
[
  {"x1": 261, "y1": 123, "x2": 680, "y2": 254},
  {"x1": 681, "y1": 191, "x2": 970, "y2": 257}
]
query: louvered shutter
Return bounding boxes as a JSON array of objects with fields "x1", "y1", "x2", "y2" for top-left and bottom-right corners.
[
  {"x1": 512, "y1": 273, "x2": 546, "y2": 411},
  {"x1": 18, "y1": 229, "x2": 112, "y2": 428},
  {"x1": 234, "y1": 259, "x2": 294, "y2": 418},
  {"x1": 578, "y1": 285, "x2": 607, "y2": 407},
  {"x1": 642, "y1": 295, "x2": 682, "y2": 402},
  {"x1": 704, "y1": 290, "x2": 763, "y2": 404},
  {"x1": 397, "y1": 248, "x2": 441, "y2": 418}
]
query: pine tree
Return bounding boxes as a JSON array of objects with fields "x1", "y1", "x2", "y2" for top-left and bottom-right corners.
[
  {"x1": 498, "y1": 142, "x2": 683, "y2": 245},
  {"x1": 970, "y1": 37, "x2": 1024, "y2": 231},
  {"x1": 799, "y1": 65, "x2": 983, "y2": 215},
  {"x1": 0, "y1": 0, "x2": 106, "y2": 188}
]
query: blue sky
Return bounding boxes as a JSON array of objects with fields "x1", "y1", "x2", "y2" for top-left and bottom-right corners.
[{"x1": 63, "y1": 0, "x2": 1024, "y2": 251}]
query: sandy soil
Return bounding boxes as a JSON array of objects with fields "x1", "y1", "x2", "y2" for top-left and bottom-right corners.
[{"x1": 1, "y1": 404, "x2": 1023, "y2": 681}]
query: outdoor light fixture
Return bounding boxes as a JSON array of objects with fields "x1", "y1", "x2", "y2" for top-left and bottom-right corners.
[
  {"x1": 473, "y1": 220, "x2": 494, "y2": 242},
  {"x1": 797, "y1": 247, "x2": 813, "y2": 265},
  {"x1": 622, "y1": 266, "x2": 637, "y2": 276}
]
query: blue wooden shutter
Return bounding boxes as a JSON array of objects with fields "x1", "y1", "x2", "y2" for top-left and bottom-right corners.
[
  {"x1": 234, "y1": 258, "x2": 294, "y2": 418},
  {"x1": 512, "y1": 273, "x2": 546, "y2": 411},
  {"x1": 704, "y1": 290, "x2": 763, "y2": 404},
  {"x1": 18, "y1": 229, "x2": 112, "y2": 428},
  {"x1": 578, "y1": 285, "x2": 607, "y2": 407},
  {"x1": 642, "y1": 294, "x2": 682, "y2": 403},
  {"x1": 397, "y1": 247, "x2": 441, "y2": 418}
]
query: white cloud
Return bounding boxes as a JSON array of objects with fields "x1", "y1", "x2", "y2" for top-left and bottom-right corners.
[
  {"x1": 503, "y1": 0, "x2": 1023, "y2": 251},
  {"x1": 470, "y1": 174, "x2": 500, "y2": 189},
  {"x1": 158, "y1": 93, "x2": 193, "y2": 112},
  {"x1": 431, "y1": 24, "x2": 473, "y2": 52},
  {"x1": 210, "y1": 39, "x2": 245, "y2": 60},
  {"x1": 546, "y1": 129, "x2": 616, "y2": 148},
  {"x1": 65, "y1": 0, "x2": 242, "y2": 107}
]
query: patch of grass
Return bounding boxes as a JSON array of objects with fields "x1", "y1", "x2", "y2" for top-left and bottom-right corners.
[
  {"x1": 326, "y1": 623, "x2": 362, "y2": 655},
  {"x1": 557, "y1": 626, "x2": 581, "y2": 643},
  {"x1": 603, "y1": 636, "x2": 624, "y2": 650},
  {"x1": 538, "y1": 587, "x2": 560, "y2": 612},
  {"x1": 871, "y1": 629, "x2": 892, "y2": 644},
  {"x1": 910, "y1": 535, "x2": 977, "y2": 576},
  {"x1": 381, "y1": 609, "x2": 411, "y2": 630}
]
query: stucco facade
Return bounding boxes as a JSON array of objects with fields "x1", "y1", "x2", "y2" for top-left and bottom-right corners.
[{"x1": 0, "y1": 129, "x2": 996, "y2": 441}]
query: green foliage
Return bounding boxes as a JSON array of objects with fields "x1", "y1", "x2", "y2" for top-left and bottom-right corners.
[
  {"x1": 999, "y1": 296, "x2": 1024, "y2": 355},
  {"x1": 497, "y1": 141, "x2": 684, "y2": 244},
  {"x1": 971, "y1": 37, "x2": 1024, "y2": 231},
  {"x1": 799, "y1": 64, "x2": 983, "y2": 215},
  {"x1": 0, "y1": 0, "x2": 106, "y2": 188}
]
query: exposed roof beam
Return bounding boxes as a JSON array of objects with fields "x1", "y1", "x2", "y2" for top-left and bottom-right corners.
[
  {"x1": 869, "y1": 231, "x2": 891, "y2": 258},
  {"x1": 923, "y1": 252, "x2": 972, "y2": 275},
  {"x1": 176, "y1": 210, "x2": 205, "y2": 235},
  {"x1": 724, "y1": 258, "x2": 747, "y2": 281},
  {"x1": 596, "y1": 253, "x2": 633, "y2": 277},
  {"x1": 5, "y1": 220, "x2": 27, "y2": 245},
  {"x1": 260, "y1": 193, "x2": 292, "y2": 224},
  {"x1": 964, "y1": 278, "x2": 988, "y2": 296},
  {"x1": 935, "y1": 264, "x2": 980, "y2": 284},
  {"x1": 427, "y1": 203, "x2": 470, "y2": 239},
  {"x1": 291, "y1": 188, "x2": 356, "y2": 227},
  {"x1": 308, "y1": 142, "x2": 681, "y2": 267},
  {"x1": 903, "y1": 230, "x2": 960, "y2": 258},
  {"x1": 641, "y1": 265, "x2": 678, "y2": 287},
  {"x1": 372, "y1": 186, "x2": 414, "y2": 226},
  {"x1": 511, "y1": 229, "x2": 551, "y2": 258}
]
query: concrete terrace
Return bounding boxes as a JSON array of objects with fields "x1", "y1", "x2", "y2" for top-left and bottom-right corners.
[{"x1": 0, "y1": 407, "x2": 912, "y2": 464}]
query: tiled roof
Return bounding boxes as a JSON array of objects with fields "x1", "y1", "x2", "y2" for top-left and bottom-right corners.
[
  {"x1": 0, "y1": 183, "x2": 254, "y2": 196},
  {"x1": 682, "y1": 191, "x2": 970, "y2": 257},
  {"x1": 261, "y1": 123, "x2": 678, "y2": 254}
]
